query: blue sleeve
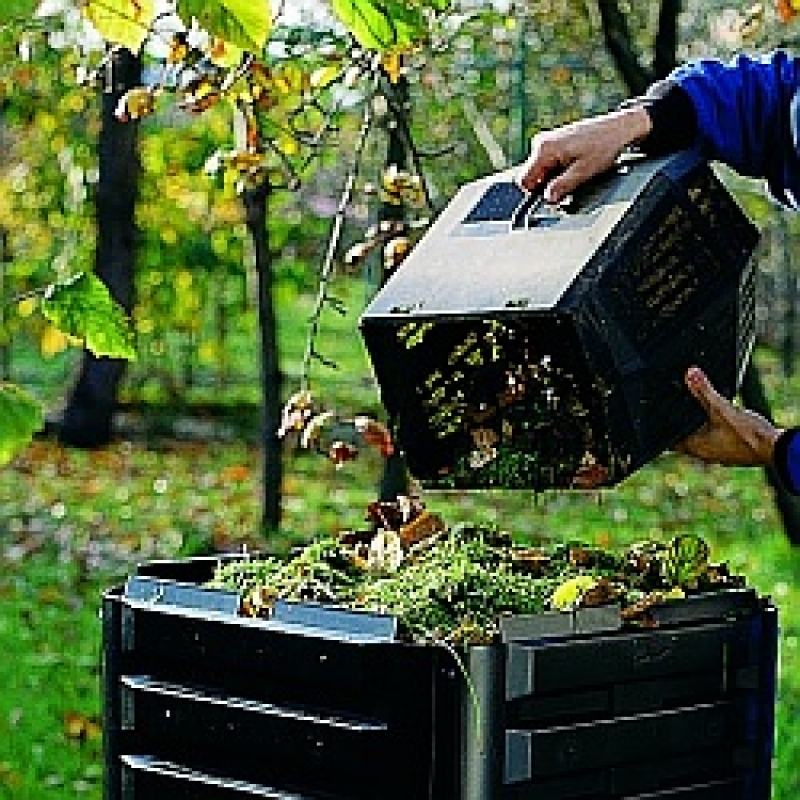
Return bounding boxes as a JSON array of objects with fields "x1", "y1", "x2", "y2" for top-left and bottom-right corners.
[
  {"x1": 774, "y1": 428, "x2": 800, "y2": 494},
  {"x1": 789, "y1": 435, "x2": 800, "y2": 492},
  {"x1": 671, "y1": 51, "x2": 800, "y2": 206}
]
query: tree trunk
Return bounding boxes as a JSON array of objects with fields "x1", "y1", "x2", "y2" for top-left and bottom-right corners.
[
  {"x1": 243, "y1": 177, "x2": 282, "y2": 535},
  {"x1": 597, "y1": 0, "x2": 652, "y2": 95},
  {"x1": 378, "y1": 74, "x2": 412, "y2": 502},
  {"x1": 597, "y1": 0, "x2": 682, "y2": 93},
  {"x1": 57, "y1": 49, "x2": 140, "y2": 448}
]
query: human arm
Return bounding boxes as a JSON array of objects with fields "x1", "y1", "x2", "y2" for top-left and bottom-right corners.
[
  {"x1": 517, "y1": 105, "x2": 653, "y2": 201},
  {"x1": 671, "y1": 51, "x2": 800, "y2": 205},
  {"x1": 517, "y1": 77, "x2": 697, "y2": 201},
  {"x1": 677, "y1": 366, "x2": 800, "y2": 493},
  {"x1": 519, "y1": 51, "x2": 800, "y2": 206}
]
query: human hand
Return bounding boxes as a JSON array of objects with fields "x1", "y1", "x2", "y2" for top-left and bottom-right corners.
[
  {"x1": 517, "y1": 106, "x2": 652, "y2": 202},
  {"x1": 675, "y1": 366, "x2": 782, "y2": 467}
]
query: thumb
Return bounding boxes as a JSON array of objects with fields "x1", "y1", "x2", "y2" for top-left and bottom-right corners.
[
  {"x1": 543, "y1": 165, "x2": 583, "y2": 203},
  {"x1": 685, "y1": 366, "x2": 725, "y2": 417}
]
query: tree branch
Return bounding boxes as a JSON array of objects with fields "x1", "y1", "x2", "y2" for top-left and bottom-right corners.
[
  {"x1": 597, "y1": 0, "x2": 651, "y2": 95},
  {"x1": 653, "y1": 0, "x2": 682, "y2": 79}
]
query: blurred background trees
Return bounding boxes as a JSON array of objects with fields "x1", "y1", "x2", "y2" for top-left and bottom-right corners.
[{"x1": 1, "y1": 0, "x2": 799, "y2": 538}]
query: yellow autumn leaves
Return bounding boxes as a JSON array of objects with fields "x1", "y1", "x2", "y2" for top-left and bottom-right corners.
[
  {"x1": 79, "y1": 0, "x2": 273, "y2": 56},
  {"x1": 81, "y1": 0, "x2": 156, "y2": 54}
]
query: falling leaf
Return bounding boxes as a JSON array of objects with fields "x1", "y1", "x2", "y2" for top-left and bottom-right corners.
[
  {"x1": 354, "y1": 416, "x2": 394, "y2": 456},
  {"x1": 40, "y1": 325, "x2": 73, "y2": 358},
  {"x1": 328, "y1": 440, "x2": 359, "y2": 468},
  {"x1": 277, "y1": 389, "x2": 316, "y2": 438},
  {"x1": 383, "y1": 236, "x2": 411, "y2": 270},
  {"x1": 301, "y1": 411, "x2": 336, "y2": 450},
  {"x1": 777, "y1": 0, "x2": 800, "y2": 21},
  {"x1": 115, "y1": 86, "x2": 157, "y2": 122},
  {"x1": 380, "y1": 52, "x2": 404, "y2": 83}
]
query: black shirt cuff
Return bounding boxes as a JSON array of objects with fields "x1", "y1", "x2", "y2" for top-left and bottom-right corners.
[{"x1": 620, "y1": 79, "x2": 699, "y2": 156}]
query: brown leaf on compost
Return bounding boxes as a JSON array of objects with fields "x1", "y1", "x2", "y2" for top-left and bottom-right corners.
[
  {"x1": 568, "y1": 545, "x2": 597, "y2": 568},
  {"x1": 339, "y1": 529, "x2": 376, "y2": 547},
  {"x1": 511, "y1": 548, "x2": 552, "y2": 575},
  {"x1": 366, "y1": 496, "x2": 424, "y2": 530},
  {"x1": 398, "y1": 510, "x2": 446, "y2": 549},
  {"x1": 579, "y1": 577, "x2": 621, "y2": 608},
  {"x1": 620, "y1": 592, "x2": 666, "y2": 624}
]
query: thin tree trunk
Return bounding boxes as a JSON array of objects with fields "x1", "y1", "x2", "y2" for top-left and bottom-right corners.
[
  {"x1": 378, "y1": 74, "x2": 411, "y2": 502},
  {"x1": 596, "y1": 0, "x2": 652, "y2": 95},
  {"x1": 243, "y1": 177, "x2": 282, "y2": 534},
  {"x1": 652, "y1": 0, "x2": 682, "y2": 78},
  {"x1": 58, "y1": 49, "x2": 140, "y2": 448}
]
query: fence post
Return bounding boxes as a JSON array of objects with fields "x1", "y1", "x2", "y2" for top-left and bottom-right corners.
[{"x1": 508, "y1": 13, "x2": 528, "y2": 165}]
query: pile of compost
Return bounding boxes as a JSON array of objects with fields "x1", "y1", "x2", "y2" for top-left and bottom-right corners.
[{"x1": 208, "y1": 498, "x2": 745, "y2": 644}]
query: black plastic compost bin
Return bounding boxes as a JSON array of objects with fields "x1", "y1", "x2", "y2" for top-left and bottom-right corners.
[
  {"x1": 360, "y1": 150, "x2": 760, "y2": 491},
  {"x1": 103, "y1": 556, "x2": 777, "y2": 799}
]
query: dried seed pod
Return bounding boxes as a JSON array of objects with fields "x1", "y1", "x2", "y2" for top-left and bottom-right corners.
[
  {"x1": 383, "y1": 236, "x2": 411, "y2": 270},
  {"x1": 354, "y1": 415, "x2": 394, "y2": 456},
  {"x1": 328, "y1": 440, "x2": 359, "y2": 468},
  {"x1": 277, "y1": 389, "x2": 316, "y2": 438}
]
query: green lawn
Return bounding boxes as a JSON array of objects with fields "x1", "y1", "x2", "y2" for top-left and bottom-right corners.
[{"x1": 0, "y1": 288, "x2": 798, "y2": 797}]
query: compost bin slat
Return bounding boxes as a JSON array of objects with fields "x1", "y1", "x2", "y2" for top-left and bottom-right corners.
[
  {"x1": 120, "y1": 756, "x2": 324, "y2": 799},
  {"x1": 504, "y1": 619, "x2": 748, "y2": 700},
  {"x1": 119, "y1": 675, "x2": 393, "y2": 795},
  {"x1": 504, "y1": 700, "x2": 736, "y2": 783},
  {"x1": 503, "y1": 749, "x2": 739, "y2": 799}
]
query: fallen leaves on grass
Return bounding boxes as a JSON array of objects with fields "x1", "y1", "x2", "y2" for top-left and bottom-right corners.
[{"x1": 63, "y1": 712, "x2": 102, "y2": 744}]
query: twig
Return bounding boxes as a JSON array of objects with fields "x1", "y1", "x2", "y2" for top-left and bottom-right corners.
[{"x1": 300, "y1": 69, "x2": 380, "y2": 389}]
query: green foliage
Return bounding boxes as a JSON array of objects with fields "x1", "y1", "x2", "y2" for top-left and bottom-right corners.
[
  {"x1": 332, "y1": 0, "x2": 427, "y2": 51},
  {"x1": 41, "y1": 273, "x2": 137, "y2": 361},
  {"x1": 81, "y1": 0, "x2": 155, "y2": 53},
  {"x1": 0, "y1": 383, "x2": 43, "y2": 466},
  {"x1": 0, "y1": 0, "x2": 39, "y2": 24},
  {"x1": 177, "y1": 0, "x2": 272, "y2": 53}
]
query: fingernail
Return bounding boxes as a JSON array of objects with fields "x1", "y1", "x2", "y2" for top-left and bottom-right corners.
[{"x1": 686, "y1": 366, "x2": 703, "y2": 386}]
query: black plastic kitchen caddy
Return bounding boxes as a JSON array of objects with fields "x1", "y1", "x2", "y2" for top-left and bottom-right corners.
[{"x1": 360, "y1": 150, "x2": 760, "y2": 490}]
